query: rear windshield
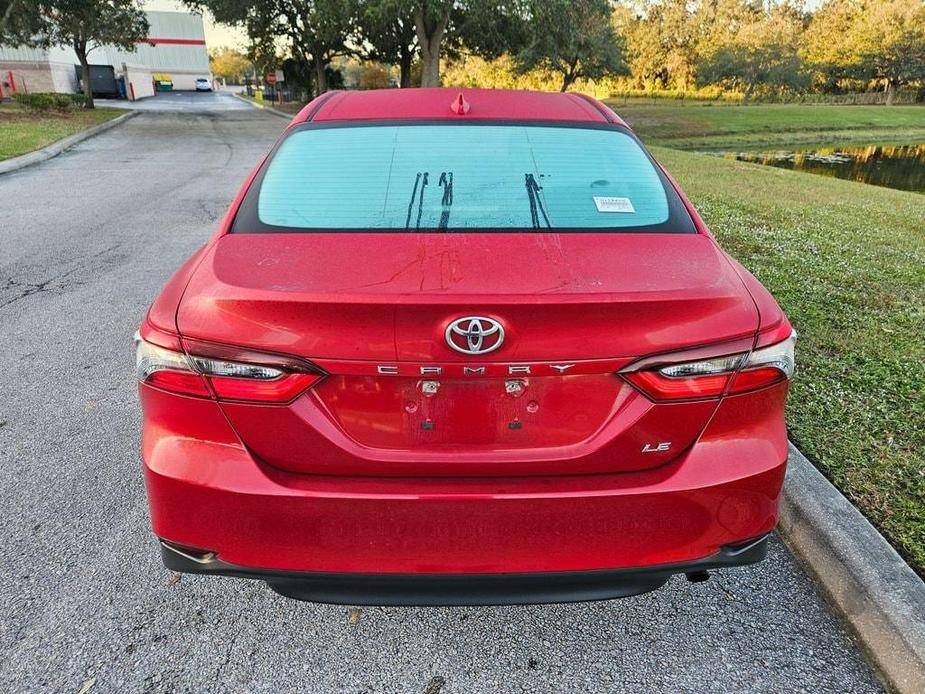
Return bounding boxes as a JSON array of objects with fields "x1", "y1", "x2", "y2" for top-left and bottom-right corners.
[{"x1": 233, "y1": 123, "x2": 695, "y2": 233}]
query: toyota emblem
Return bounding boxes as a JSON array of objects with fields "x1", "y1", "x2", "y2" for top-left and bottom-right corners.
[{"x1": 445, "y1": 316, "x2": 505, "y2": 355}]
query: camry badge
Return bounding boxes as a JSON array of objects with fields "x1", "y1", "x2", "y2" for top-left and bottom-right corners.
[{"x1": 445, "y1": 316, "x2": 505, "y2": 355}]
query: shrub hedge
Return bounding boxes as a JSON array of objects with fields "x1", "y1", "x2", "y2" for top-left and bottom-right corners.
[{"x1": 13, "y1": 92, "x2": 88, "y2": 113}]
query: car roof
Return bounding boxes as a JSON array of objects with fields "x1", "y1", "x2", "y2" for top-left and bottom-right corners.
[{"x1": 292, "y1": 88, "x2": 626, "y2": 126}]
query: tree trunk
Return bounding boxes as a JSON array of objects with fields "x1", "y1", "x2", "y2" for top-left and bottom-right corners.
[
  {"x1": 560, "y1": 57, "x2": 579, "y2": 92},
  {"x1": 304, "y1": 72, "x2": 313, "y2": 100},
  {"x1": 742, "y1": 82, "x2": 754, "y2": 105},
  {"x1": 415, "y1": 4, "x2": 448, "y2": 88},
  {"x1": 885, "y1": 79, "x2": 896, "y2": 106},
  {"x1": 75, "y1": 40, "x2": 94, "y2": 109},
  {"x1": 419, "y1": 44, "x2": 439, "y2": 88},
  {"x1": 293, "y1": 49, "x2": 313, "y2": 100},
  {"x1": 313, "y1": 56, "x2": 328, "y2": 98},
  {"x1": 399, "y1": 46, "x2": 413, "y2": 89}
]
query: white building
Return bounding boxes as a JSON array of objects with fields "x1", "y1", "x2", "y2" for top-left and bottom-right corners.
[{"x1": 0, "y1": 11, "x2": 210, "y2": 100}]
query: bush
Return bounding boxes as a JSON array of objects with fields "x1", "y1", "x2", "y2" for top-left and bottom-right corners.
[
  {"x1": 357, "y1": 64, "x2": 391, "y2": 90},
  {"x1": 604, "y1": 86, "x2": 742, "y2": 104},
  {"x1": 747, "y1": 89, "x2": 920, "y2": 105},
  {"x1": 48, "y1": 94, "x2": 70, "y2": 112},
  {"x1": 14, "y1": 92, "x2": 54, "y2": 113},
  {"x1": 13, "y1": 92, "x2": 83, "y2": 113},
  {"x1": 65, "y1": 93, "x2": 89, "y2": 109}
]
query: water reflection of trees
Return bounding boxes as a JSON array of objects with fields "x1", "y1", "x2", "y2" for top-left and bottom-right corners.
[{"x1": 725, "y1": 144, "x2": 925, "y2": 193}]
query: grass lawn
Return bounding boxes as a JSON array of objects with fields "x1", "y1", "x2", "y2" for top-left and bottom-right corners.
[
  {"x1": 607, "y1": 102, "x2": 925, "y2": 150},
  {"x1": 237, "y1": 93, "x2": 304, "y2": 115},
  {"x1": 652, "y1": 145, "x2": 925, "y2": 575},
  {"x1": 0, "y1": 103, "x2": 123, "y2": 161}
]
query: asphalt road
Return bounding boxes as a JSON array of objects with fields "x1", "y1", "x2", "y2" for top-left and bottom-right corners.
[
  {"x1": 0, "y1": 98, "x2": 883, "y2": 693},
  {"x1": 96, "y1": 89, "x2": 255, "y2": 112}
]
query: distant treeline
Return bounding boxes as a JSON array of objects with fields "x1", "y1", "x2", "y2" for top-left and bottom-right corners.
[{"x1": 199, "y1": 0, "x2": 925, "y2": 104}]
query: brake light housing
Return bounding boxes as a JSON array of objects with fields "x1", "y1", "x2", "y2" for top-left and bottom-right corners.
[
  {"x1": 135, "y1": 322, "x2": 324, "y2": 403},
  {"x1": 622, "y1": 331, "x2": 796, "y2": 402},
  {"x1": 135, "y1": 337, "x2": 212, "y2": 397}
]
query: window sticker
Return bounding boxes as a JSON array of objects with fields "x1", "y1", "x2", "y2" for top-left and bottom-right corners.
[{"x1": 594, "y1": 196, "x2": 635, "y2": 213}]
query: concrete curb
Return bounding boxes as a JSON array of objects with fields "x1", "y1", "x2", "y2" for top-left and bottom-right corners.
[
  {"x1": 779, "y1": 442, "x2": 925, "y2": 692},
  {"x1": 231, "y1": 92, "x2": 292, "y2": 120},
  {"x1": 0, "y1": 110, "x2": 138, "y2": 176}
]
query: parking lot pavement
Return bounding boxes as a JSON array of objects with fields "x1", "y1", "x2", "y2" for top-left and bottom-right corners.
[
  {"x1": 0, "y1": 108, "x2": 883, "y2": 693},
  {"x1": 96, "y1": 89, "x2": 256, "y2": 112}
]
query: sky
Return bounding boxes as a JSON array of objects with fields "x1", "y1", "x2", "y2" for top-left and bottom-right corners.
[{"x1": 145, "y1": 0, "x2": 248, "y2": 49}]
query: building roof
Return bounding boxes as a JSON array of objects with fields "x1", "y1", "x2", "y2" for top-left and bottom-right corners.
[{"x1": 295, "y1": 88, "x2": 626, "y2": 126}]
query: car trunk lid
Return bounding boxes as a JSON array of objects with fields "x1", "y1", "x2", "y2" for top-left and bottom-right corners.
[{"x1": 176, "y1": 232, "x2": 758, "y2": 476}]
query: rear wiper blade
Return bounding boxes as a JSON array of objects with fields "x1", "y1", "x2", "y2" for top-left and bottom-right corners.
[
  {"x1": 525, "y1": 173, "x2": 551, "y2": 229},
  {"x1": 405, "y1": 172, "x2": 429, "y2": 229},
  {"x1": 438, "y1": 171, "x2": 453, "y2": 230}
]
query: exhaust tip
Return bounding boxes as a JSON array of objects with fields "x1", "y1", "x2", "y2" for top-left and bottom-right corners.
[{"x1": 160, "y1": 540, "x2": 217, "y2": 565}]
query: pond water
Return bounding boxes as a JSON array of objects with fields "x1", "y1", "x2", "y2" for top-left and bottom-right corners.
[{"x1": 723, "y1": 144, "x2": 925, "y2": 194}]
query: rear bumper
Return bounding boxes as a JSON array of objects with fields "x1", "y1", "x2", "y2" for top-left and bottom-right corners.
[
  {"x1": 161, "y1": 534, "x2": 769, "y2": 606},
  {"x1": 141, "y1": 383, "x2": 789, "y2": 588}
]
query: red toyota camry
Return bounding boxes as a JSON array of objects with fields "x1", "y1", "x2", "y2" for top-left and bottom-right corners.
[{"x1": 136, "y1": 88, "x2": 795, "y2": 605}]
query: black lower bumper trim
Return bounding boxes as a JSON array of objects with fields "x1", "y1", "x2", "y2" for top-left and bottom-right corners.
[{"x1": 160, "y1": 535, "x2": 769, "y2": 606}]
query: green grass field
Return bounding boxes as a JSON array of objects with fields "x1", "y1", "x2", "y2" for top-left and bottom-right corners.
[
  {"x1": 652, "y1": 144, "x2": 924, "y2": 574},
  {"x1": 0, "y1": 104, "x2": 122, "y2": 161},
  {"x1": 607, "y1": 102, "x2": 925, "y2": 150}
]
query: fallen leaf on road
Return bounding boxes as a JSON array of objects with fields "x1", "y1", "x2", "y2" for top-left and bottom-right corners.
[
  {"x1": 347, "y1": 607, "x2": 362, "y2": 625},
  {"x1": 423, "y1": 675, "x2": 446, "y2": 694},
  {"x1": 77, "y1": 677, "x2": 96, "y2": 694}
]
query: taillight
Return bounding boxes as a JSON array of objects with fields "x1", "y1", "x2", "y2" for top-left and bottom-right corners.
[
  {"x1": 134, "y1": 325, "x2": 324, "y2": 403},
  {"x1": 729, "y1": 331, "x2": 796, "y2": 394},
  {"x1": 135, "y1": 336, "x2": 211, "y2": 397},
  {"x1": 621, "y1": 331, "x2": 796, "y2": 402}
]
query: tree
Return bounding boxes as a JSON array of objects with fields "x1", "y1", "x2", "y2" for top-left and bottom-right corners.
[
  {"x1": 357, "y1": 0, "x2": 418, "y2": 88},
  {"x1": 301, "y1": 0, "x2": 355, "y2": 95},
  {"x1": 209, "y1": 46, "x2": 253, "y2": 83},
  {"x1": 1, "y1": 0, "x2": 46, "y2": 44},
  {"x1": 613, "y1": 0, "x2": 702, "y2": 91},
  {"x1": 802, "y1": 0, "x2": 865, "y2": 89},
  {"x1": 409, "y1": 0, "x2": 528, "y2": 88},
  {"x1": 858, "y1": 0, "x2": 925, "y2": 104},
  {"x1": 187, "y1": 0, "x2": 357, "y2": 97},
  {"x1": 515, "y1": 0, "x2": 626, "y2": 92},
  {"x1": 697, "y1": 4, "x2": 806, "y2": 103},
  {"x1": 279, "y1": 54, "x2": 309, "y2": 90},
  {"x1": 805, "y1": 0, "x2": 925, "y2": 105},
  {"x1": 36, "y1": 0, "x2": 149, "y2": 108},
  {"x1": 413, "y1": 0, "x2": 451, "y2": 87}
]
